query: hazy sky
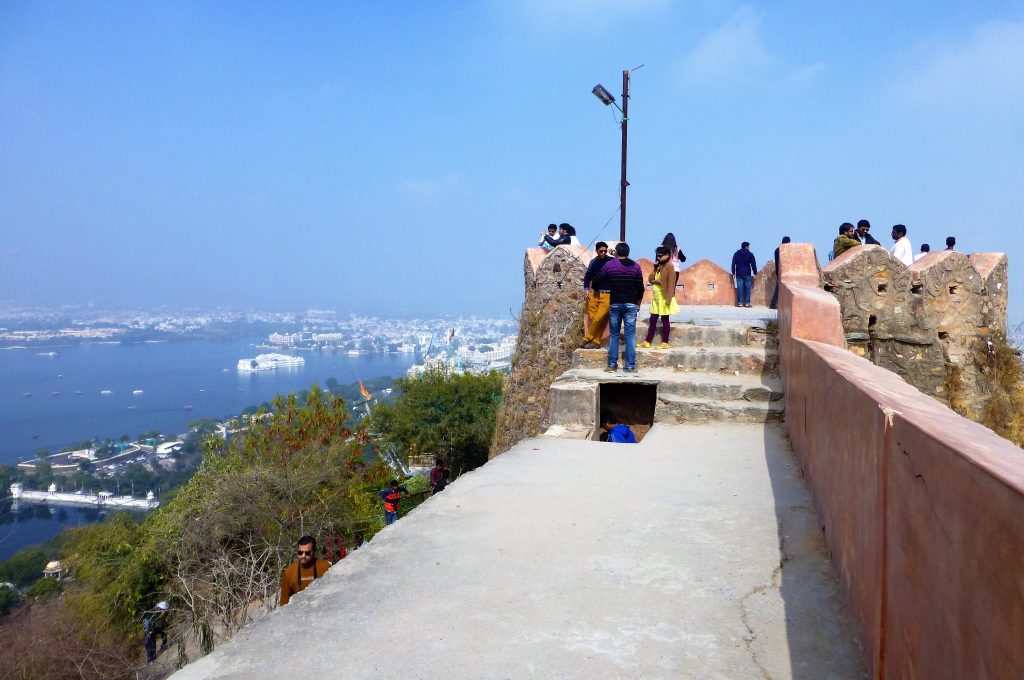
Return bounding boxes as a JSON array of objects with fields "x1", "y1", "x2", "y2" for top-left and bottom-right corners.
[{"x1": 2, "y1": 1, "x2": 1023, "y2": 320}]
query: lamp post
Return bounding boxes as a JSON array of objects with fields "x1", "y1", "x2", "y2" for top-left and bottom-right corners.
[{"x1": 592, "y1": 66, "x2": 641, "y2": 242}]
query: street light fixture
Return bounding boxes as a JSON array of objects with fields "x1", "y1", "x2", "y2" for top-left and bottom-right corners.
[
  {"x1": 591, "y1": 84, "x2": 617, "y2": 108},
  {"x1": 592, "y1": 65, "x2": 642, "y2": 242}
]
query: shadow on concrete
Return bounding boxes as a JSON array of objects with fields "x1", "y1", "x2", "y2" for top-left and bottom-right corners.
[{"x1": 759, "y1": 318, "x2": 867, "y2": 679}]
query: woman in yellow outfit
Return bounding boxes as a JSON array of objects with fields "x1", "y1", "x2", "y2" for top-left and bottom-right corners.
[{"x1": 641, "y1": 246, "x2": 679, "y2": 349}]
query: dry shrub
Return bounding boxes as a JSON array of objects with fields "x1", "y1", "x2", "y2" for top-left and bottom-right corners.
[
  {"x1": 943, "y1": 361, "x2": 970, "y2": 418},
  {"x1": 979, "y1": 331, "x2": 1024, "y2": 447},
  {"x1": 0, "y1": 598, "x2": 137, "y2": 680}
]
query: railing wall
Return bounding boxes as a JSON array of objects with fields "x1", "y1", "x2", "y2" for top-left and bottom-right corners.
[{"x1": 777, "y1": 243, "x2": 1024, "y2": 679}]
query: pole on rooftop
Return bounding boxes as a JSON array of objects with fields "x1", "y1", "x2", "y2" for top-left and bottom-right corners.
[{"x1": 619, "y1": 69, "x2": 629, "y2": 242}]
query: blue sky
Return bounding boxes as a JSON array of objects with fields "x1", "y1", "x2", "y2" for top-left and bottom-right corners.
[{"x1": 2, "y1": 1, "x2": 1023, "y2": 321}]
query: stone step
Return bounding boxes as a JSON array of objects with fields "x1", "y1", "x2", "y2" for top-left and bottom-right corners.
[
  {"x1": 656, "y1": 373, "x2": 782, "y2": 402},
  {"x1": 655, "y1": 394, "x2": 785, "y2": 424},
  {"x1": 573, "y1": 346, "x2": 779, "y2": 374},
  {"x1": 556, "y1": 368, "x2": 783, "y2": 402},
  {"x1": 592, "y1": 324, "x2": 776, "y2": 349}
]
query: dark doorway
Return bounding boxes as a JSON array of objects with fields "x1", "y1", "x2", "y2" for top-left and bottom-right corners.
[{"x1": 598, "y1": 382, "x2": 657, "y2": 442}]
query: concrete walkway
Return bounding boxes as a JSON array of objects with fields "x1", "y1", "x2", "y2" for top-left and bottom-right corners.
[{"x1": 172, "y1": 423, "x2": 865, "y2": 680}]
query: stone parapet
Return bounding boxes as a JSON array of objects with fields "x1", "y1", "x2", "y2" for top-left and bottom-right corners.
[
  {"x1": 821, "y1": 245, "x2": 1007, "y2": 409},
  {"x1": 778, "y1": 244, "x2": 1024, "y2": 679}
]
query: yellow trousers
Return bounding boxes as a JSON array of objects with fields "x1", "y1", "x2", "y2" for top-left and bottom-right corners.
[{"x1": 584, "y1": 292, "x2": 610, "y2": 344}]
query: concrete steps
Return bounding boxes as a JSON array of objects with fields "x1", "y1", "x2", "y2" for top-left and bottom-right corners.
[
  {"x1": 573, "y1": 345, "x2": 779, "y2": 374},
  {"x1": 547, "y1": 309, "x2": 783, "y2": 434},
  {"x1": 656, "y1": 394, "x2": 785, "y2": 424}
]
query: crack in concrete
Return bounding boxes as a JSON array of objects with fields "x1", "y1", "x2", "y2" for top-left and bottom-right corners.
[{"x1": 738, "y1": 517, "x2": 794, "y2": 680}]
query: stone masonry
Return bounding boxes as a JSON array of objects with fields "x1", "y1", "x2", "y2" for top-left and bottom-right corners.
[{"x1": 822, "y1": 245, "x2": 1007, "y2": 410}]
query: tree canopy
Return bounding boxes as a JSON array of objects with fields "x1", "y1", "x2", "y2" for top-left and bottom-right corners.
[{"x1": 369, "y1": 368, "x2": 504, "y2": 473}]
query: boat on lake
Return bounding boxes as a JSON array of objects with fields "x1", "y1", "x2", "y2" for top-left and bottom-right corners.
[
  {"x1": 237, "y1": 353, "x2": 305, "y2": 372},
  {"x1": 132, "y1": 389, "x2": 144, "y2": 395}
]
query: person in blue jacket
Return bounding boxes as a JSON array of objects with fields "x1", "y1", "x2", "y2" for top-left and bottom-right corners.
[{"x1": 601, "y1": 412, "x2": 637, "y2": 443}]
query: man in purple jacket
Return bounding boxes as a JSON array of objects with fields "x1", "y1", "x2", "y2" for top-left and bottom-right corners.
[{"x1": 593, "y1": 242, "x2": 645, "y2": 373}]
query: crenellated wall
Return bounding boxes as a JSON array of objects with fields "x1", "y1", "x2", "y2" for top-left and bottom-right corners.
[
  {"x1": 777, "y1": 243, "x2": 1024, "y2": 679},
  {"x1": 822, "y1": 245, "x2": 1007, "y2": 410}
]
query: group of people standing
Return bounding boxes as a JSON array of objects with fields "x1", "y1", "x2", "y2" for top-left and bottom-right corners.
[
  {"x1": 581, "y1": 233, "x2": 686, "y2": 373},
  {"x1": 832, "y1": 219, "x2": 957, "y2": 267}
]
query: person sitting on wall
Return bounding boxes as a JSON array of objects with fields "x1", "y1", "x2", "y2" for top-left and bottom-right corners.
[
  {"x1": 600, "y1": 412, "x2": 637, "y2": 443},
  {"x1": 565, "y1": 224, "x2": 582, "y2": 247},
  {"x1": 945, "y1": 236, "x2": 956, "y2": 251},
  {"x1": 538, "y1": 223, "x2": 558, "y2": 250},
  {"x1": 541, "y1": 223, "x2": 571, "y2": 248},
  {"x1": 915, "y1": 243, "x2": 931, "y2": 262},
  {"x1": 832, "y1": 223, "x2": 861, "y2": 258}
]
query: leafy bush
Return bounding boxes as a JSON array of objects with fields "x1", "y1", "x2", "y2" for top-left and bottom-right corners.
[
  {"x1": 0, "y1": 548, "x2": 48, "y2": 588},
  {"x1": 369, "y1": 367, "x2": 504, "y2": 474},
  {"x1": 26, "y1": 575, "x2": 62, "y2": 600},
  {"x1": 0, "y1": 583, "x2": 21, "y2": 617}
]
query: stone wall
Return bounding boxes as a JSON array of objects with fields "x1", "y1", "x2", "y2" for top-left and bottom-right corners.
[
  {"x1": 821, "y1": 245, "x2": 1007, "y2": 410},
  {"x1": 490, "y1": 246, "x2": 591, "y2": 457},
  {"x1": 776, "y1": 243, "x2": 1024, "y2": 679}
]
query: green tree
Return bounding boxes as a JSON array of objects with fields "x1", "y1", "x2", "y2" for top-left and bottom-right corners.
[
  {"x1": 156, "y1": 385, "x2": 387, "y2": 648},
  {"x1": 0, "y1": 584, "x2": 21, "y2": 617},
  {"x1": 0, "y1": 463, "x2": 16, "y2": 491},
  {"x1": 0, "y1": 548, "x2": 48, "y2": 587},
  {"x1": 30, "y1": 462, "x2": 54, "y2": 488},
  {"x1": 62, "y1": 513, "x2": 163, "y2": 638},
  {"x1": 369, "y1": 367, "x2": 504, "y2": 474},
  {"x1": 26, "y1": 576, "x2": 62, "y2": 600}
]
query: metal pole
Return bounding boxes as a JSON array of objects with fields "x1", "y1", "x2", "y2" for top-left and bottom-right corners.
[{"x1": 619, "y1": 69, "x2": 629, "y2": 242}]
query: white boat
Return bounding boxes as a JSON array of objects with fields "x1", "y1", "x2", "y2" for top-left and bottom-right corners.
[
  {"x1": 132, "y1": 389, "x2": 144, "y2": 395},
  {"x1": 100, "y1": 389, "x2": 113, "y2": 395},
  {"x1": 237, "y1": 353, "x2": 305, "y2": 372}
]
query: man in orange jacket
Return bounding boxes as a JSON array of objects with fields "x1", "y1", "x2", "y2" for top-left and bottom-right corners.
[
  {"x1": 380, "y1": 479, "x2": 410, "y2": 526},
  {"x1": 279, "y1": 535, "x2": 332, "y2": 606}
]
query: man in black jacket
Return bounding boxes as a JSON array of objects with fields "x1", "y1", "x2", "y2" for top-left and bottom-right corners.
[
  {"x1": 593, "y1": 242, "x2": 645, "y2": 373},
  {"x1": 857, "y1": 219, "x2": 880, "y2": 245}
]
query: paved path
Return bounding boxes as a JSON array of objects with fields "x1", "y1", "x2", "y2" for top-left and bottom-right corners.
[{"x1": 172, "y1": 422, "x2": 864, "y2": 680}]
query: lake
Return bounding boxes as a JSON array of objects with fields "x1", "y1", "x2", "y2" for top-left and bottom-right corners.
[
  {"x1": 0, "y1": 339, "x2": 418, "y2": 561},
  {"x1": 0, "y1": 339, "x2": 418, "y2": 465}
]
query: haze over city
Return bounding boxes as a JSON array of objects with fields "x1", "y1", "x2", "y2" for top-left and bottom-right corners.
[{"x1": 2, "y1": 1, "x2": 1023, "y2": 320}]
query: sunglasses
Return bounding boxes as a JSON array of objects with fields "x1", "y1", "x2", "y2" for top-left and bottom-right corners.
[{"x1": 296, "y1": 549, "x2": 313, "y2": 556}]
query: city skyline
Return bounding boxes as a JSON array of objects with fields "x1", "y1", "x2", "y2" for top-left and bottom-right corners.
[{"x1": 2, "y1": 2, "x2": 1023, "y2": 321}]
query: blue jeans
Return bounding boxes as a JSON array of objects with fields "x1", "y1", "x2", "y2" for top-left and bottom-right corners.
[
  {"x1": 607, "y1": 303, "x2": 638, "y2": 369},
  {"x1": 736, "y1": 275, "x2": 753, "y2": 305},
  {"x1": 384, "y1": 510, "x2": 398, "y2": 525}
]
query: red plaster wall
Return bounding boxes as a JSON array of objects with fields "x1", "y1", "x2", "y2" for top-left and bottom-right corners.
[
  {"x1": 676, "y1": 259, "x2": 735, "y2": 305},
  {"x1": 778, "y1": 243, "x2": 1024, "y2": 679},
  {"x1": 750, "y1": 260, "x2": 776, "y2": 307}
]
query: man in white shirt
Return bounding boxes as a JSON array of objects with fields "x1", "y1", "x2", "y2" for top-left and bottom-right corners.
[{"x1": 890, "y1": 224, "x2": 913, "y2": 266}]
